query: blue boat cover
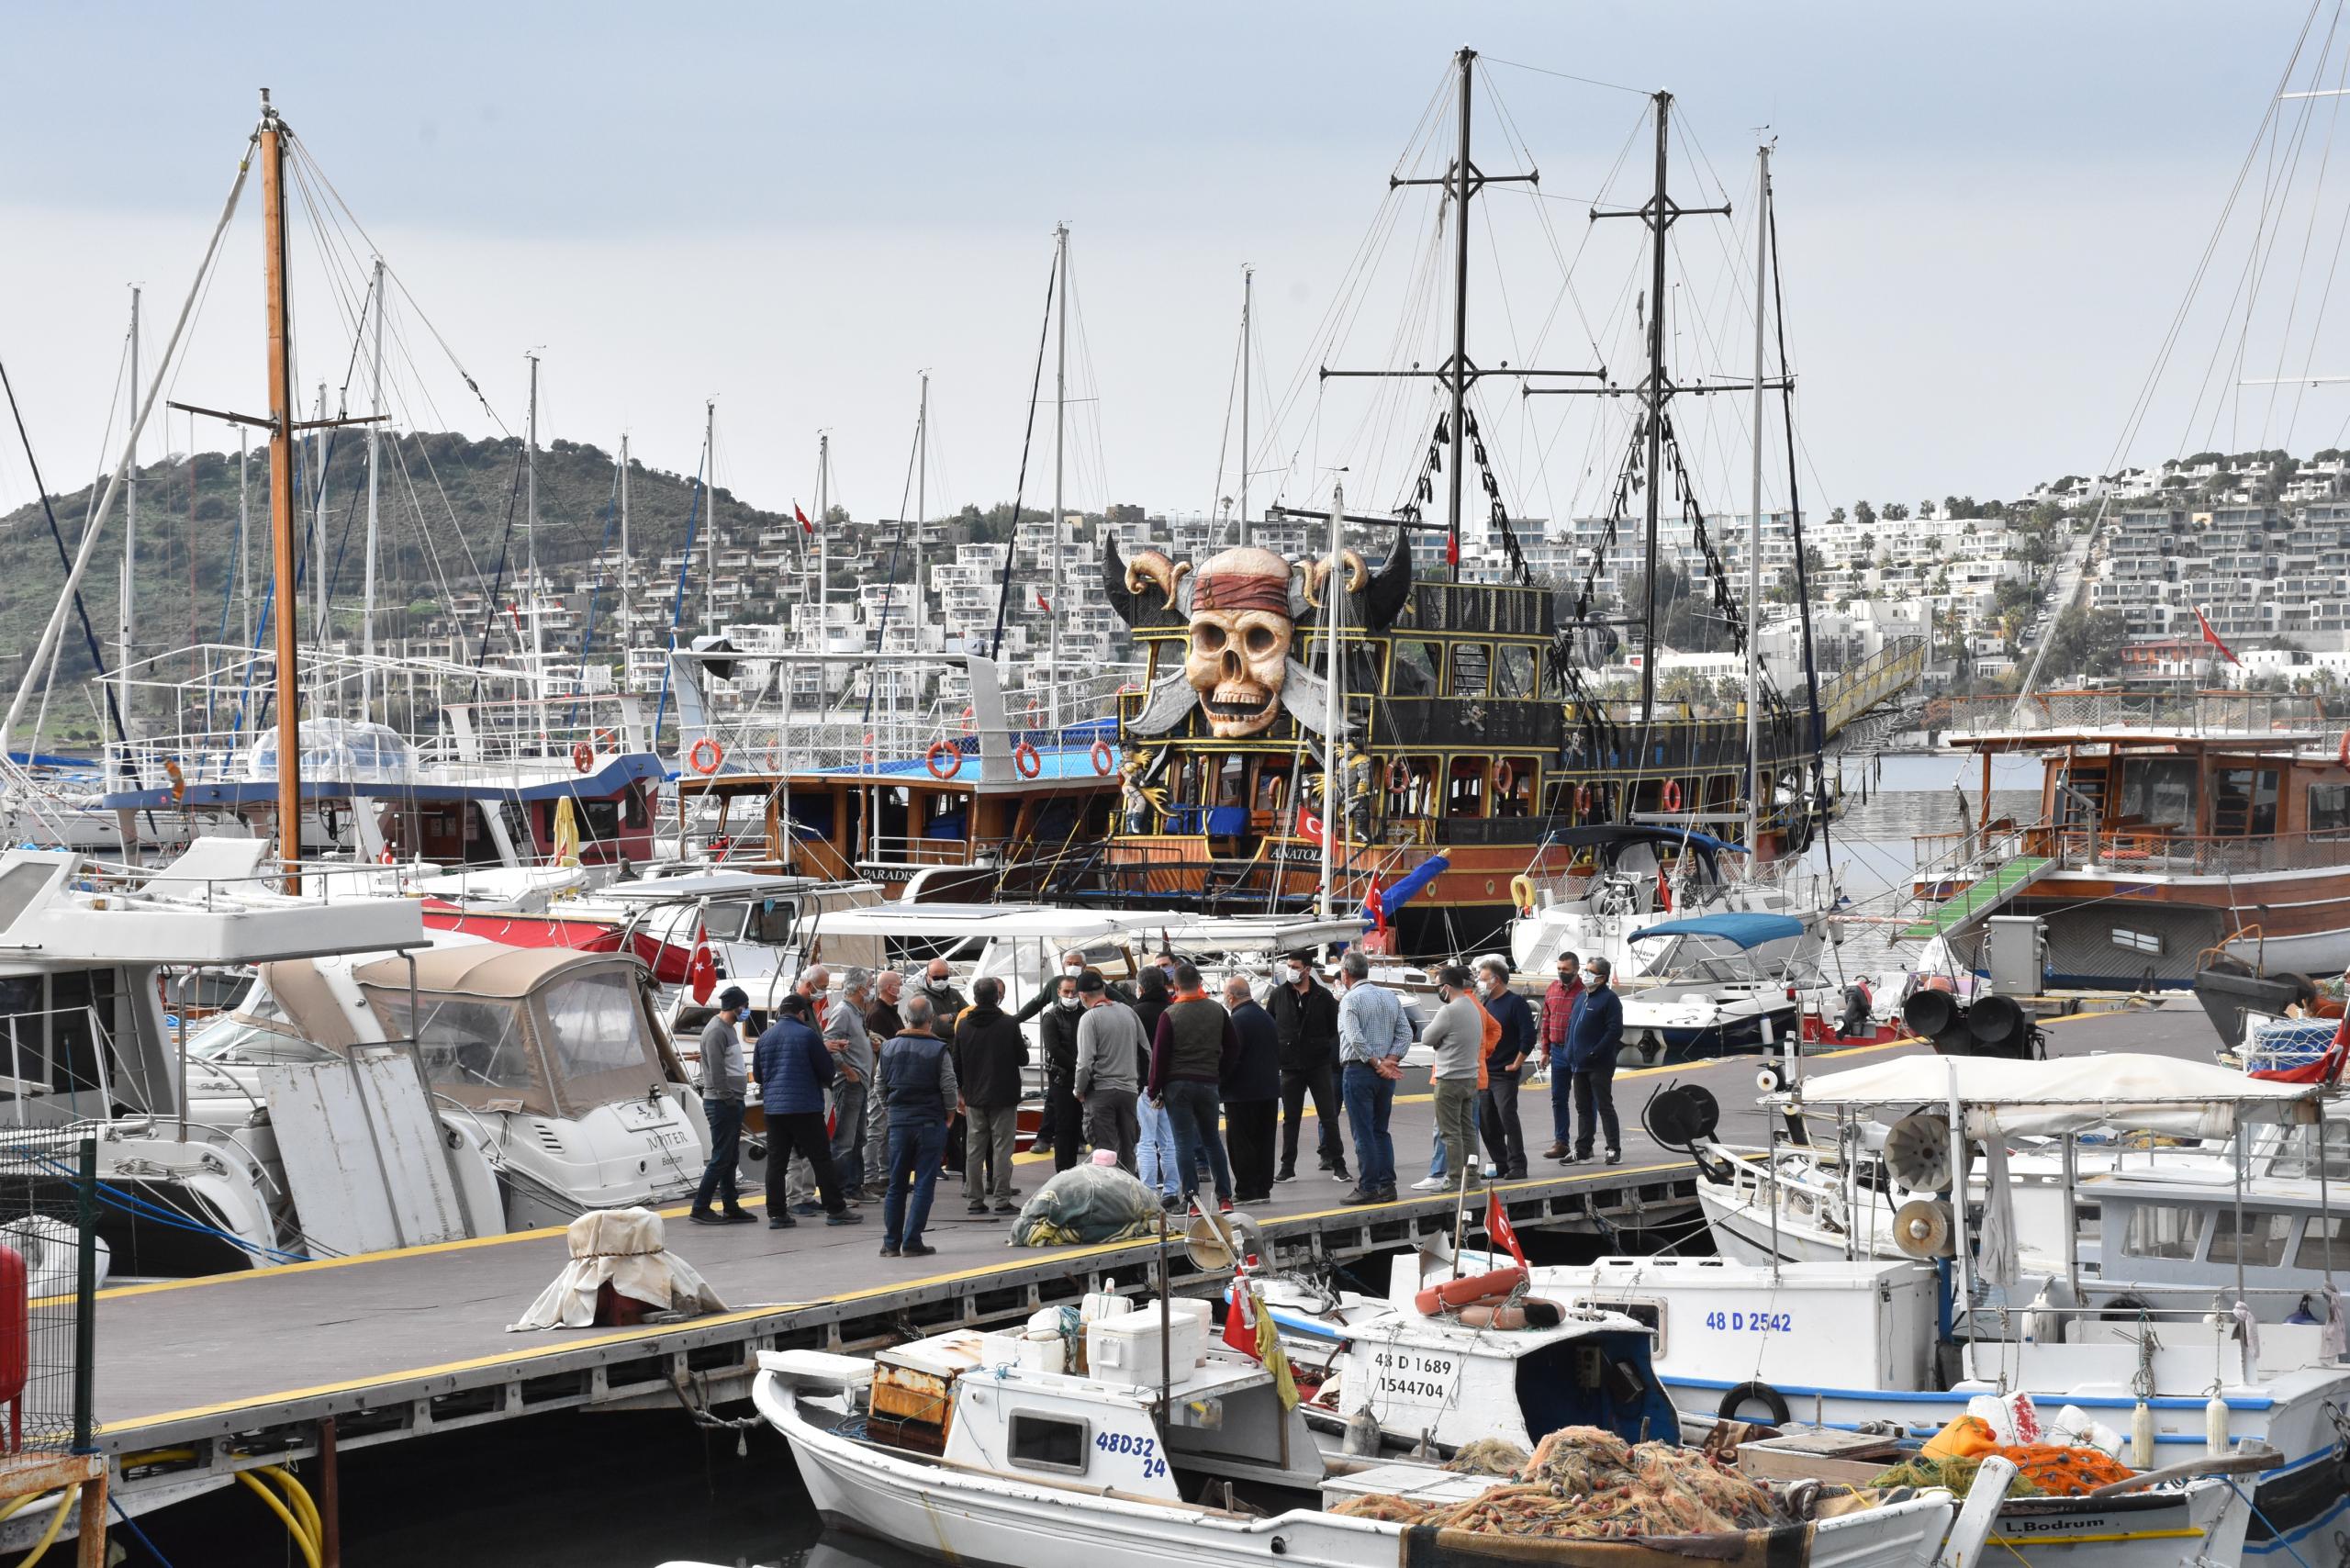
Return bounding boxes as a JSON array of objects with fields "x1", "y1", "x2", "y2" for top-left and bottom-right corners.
[{"x1": 1631, "y1": 912, "x2": 1805, "y2": 949}]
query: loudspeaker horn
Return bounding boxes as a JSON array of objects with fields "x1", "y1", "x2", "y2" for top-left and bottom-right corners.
[
  {"x1": 1882, "y1": 1110, "x2": 1957, "y2": 1193},
  {"x1": 1892, "y1": 1198, "x2": 1956, "y2": 1260}
]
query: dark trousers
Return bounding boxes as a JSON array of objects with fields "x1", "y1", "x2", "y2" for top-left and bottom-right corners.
[
  {"x1": 1160, "y1": 1081, "x2": 1234, "y2": 1202},
  {"x1": 693, "y1": 1097, "x2": 744, "y2": 1212},
  {"x1": 1547, "y1": 1054, "x2": 1574, "y2": 1146},
  {"x1": 883, "y1": 1121, "x2": 947, "y2": 1248},
  {"x1": 1342, "y1": 1061, "x2": 1396, "y2": 1193},
  {"x1": 770, "y1": 1109, "x2": 846, "y2": 1215},
  {"x1": 1572, "y1": 1056, "x2": 1621, "y2": 1156},
  {"x1": 1479, "y1": 1068, "x2": 1527, "y2": 1177},
  {"x1": 1046, "y1": 1076, "x2": 1083, "y2": 1173},
  {"x1": 1225, "y1": 1097, "x2": 1278, "y2": 1198},
  {"x1": 1279, "y1": 1062, "x2": 1344, "y2": 1171},
  {"x1": 943, "y1": 1109, "x2": 967, "y2": 1174}
]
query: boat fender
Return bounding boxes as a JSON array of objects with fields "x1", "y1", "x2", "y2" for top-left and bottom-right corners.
[
  {"x1": 1387, "y1": 757, "x2": 1411, "y2": 792},
  {"x1": 688, "y1": 738, "x2": 724, "y2": 776},
  {"x1": 925, "y1": 741, "x2": 964, "y2": 781},
  {"x1": 572, "y1": 741, "x2": 595, "y2": 774},
  {"x1": 1574, "y1": 783, "x2": 1593, "y2": 816},
  {"x1": 1454, "y1": 1303, "x2": 1528, "y2": 1331},
  {"x1": 1412, "y1": 1266, "x2": 1526, "y2": 1316},
  {"x1": 1662, "y1": 779, "x2": 1683, "y2": 812},
  {"x1": 1718, "y1": 1380, "x2": 1791, "y2": 1427},
  {"x1": 959, "y1": 705, "x2": 976, "y2": 734},
  {"x1": 1090, "y1": 738, "x2": 1115, "y2": 777},
  {"x1": 1012, "y1": 741, "x2": 1043, "y2": 780},
  {"x1": 1509, "y1": 875, "x2": 1537, "y2": 917},
  {"x1": 163, "y1": 758, "x2": 187, "y2": 803}
]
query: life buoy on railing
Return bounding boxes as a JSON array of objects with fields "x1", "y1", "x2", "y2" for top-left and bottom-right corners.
[
  {"x1": 1510, "y1": 874, "x2": 1537, "y2": 917},
  {"x1": 925, "y1": 740, "x2": 964, "y2": 781},
  {"x1": 1412, "y1": 1266, "x2": 1527, "y2": 1317},
  {"x1": 2337, "y1": 729, "x2": 2347, "y2": 767},
  {"x1": 959, "y1": 706, "x2": 977, "y2": 734},
  {"x1": 593, "y1": 727, "x2": 618, "y2": 750},
  {"x1": 688, "y1": 738, "x2": 724, "y2": 776},
  {"x1": 571, "y1": 742, "x2": 595, "y2": 774},
  {"x1": 1495, "y1": 762, "x2": 1516, "y2": 796},
  {"x1": 1090, "y1": 738, "x2": 1115, "y2": 777},
  {"x1": 163, "y1": 759, "x2": 187, "y2": 803},
  {"x1": 1387, "y1": 757, "x2": 1412, "y2": 792},
  {"x1": 1574, "y1": 783, "x2": 1593, "y2": 816},
  {"x1": 1012, "y1": 741, "x2": 1043, "y2": 779},
  {"x1": 1662, "y1": 778, "x2": 1684, "y2": 812},
  {"x1": 861, "y1": 730, "x2": 878, "y2": 765}
]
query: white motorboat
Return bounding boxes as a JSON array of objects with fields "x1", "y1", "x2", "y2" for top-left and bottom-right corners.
[
  {"x1": 754, "y1": 1316, "x2": 2002, "y2": 1568},
  {"x1": 1613, "y1": 913, "x2": 1831, "y2": 1066},
  {"x1": 1507, "y1": 825, "x2": 1837, "y2": 980}
]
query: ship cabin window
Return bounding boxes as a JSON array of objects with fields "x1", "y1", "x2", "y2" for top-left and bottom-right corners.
[
  {"x1": 749, "y1": 898, "x2": 796, "y2": 946},
  {"x1": 2113, "y1": 756, "x2": 2197, "y2": 833},
  {"x1": 1254, "y1": 762, "x2": 1292, "y2": 812},
  {"x1": 2208, "y1": 1208, "x2": 2294, "y2": 1268},
  {"x1": 1495, "y1": 757, "x2": 1538, "y2": 817},
  {"x1": 1453, "y1": 643, "x2": 1492, "y2": 697},
  {"x1": 2212, "y1": 767, "x2": 2280, "y2": 837},
  {"x1": 2119, "y1": 1204, "x2": 2206, "y2": 1260},
  {"x1": 1496, "y1": 644, "x2": 1537, "y2": 700},
  {"x1": 1215, "y1": 756, "x2": 1246, "y2": 808},
  {"x1": 1388, "y1": 757, "x2": 1438, "y2": 818},
  {"x1": 1581, "y1": 1297, "x2": 1664, "y2": 1353},
  {"x1": 701, "y1": 902, "x2": 752, "y2": 943},
  {"x1": 1393, "y1": 641, "x2": 1443, "y2": 698},
  {"x1": 2311, "y1": 783, "x2": 2350, "y2": 834},
  {"x1": 2296, "y1": 1216, "x2": 2346, "y2": 1271},
  {"x1": 1447, "y1": 758, "x2": 1489, "y2": 819},
  {"x1": 1006, "y1": 1411, "x2": 1091, "y2": 1473}
]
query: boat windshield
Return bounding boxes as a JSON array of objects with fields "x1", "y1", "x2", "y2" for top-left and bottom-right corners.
[
  {"x1": 188, "y1": 986, "x2": 341, "y2": 1066},
  {"x1": 376, "y1": 993, "x2": 536, "y2": 1100},
  {"x1": 538, "y1": 970, "x2": 661, "y2": 1094}
]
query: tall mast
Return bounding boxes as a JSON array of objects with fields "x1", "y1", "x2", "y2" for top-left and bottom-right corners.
[
  {"x1": 525, "y1": 353, "x2": 543, "y2": 704},
  {"x1": 238, "y1": 424, "x2": 252, "y2": 649},
  {"x1": 914, "y1": 371, "x2": 928, "y2": 632},
  {"x1": 120, "y1": 286, "x2": 140, "y2": 742},
  {"x1": 1744, "y1": 143, "x2": 1771, "y2": 862},
  {"x1": 262, "y1": 94, "x2": 303, "y2": 890},
  {"x1": 1319, "y1": 480, "x2": 1345, "y2": 916},
  {"x1": 1638, "y1": 92, "x2": 1672, "y2": 721},
  {"x1": 1050, "y1": 221, "x2": 1069, "y2": 732},
  {"x1": 1239, "y1": 265, "x2": 1252, "y2": 549},
  {"x1": 703, "y1": 400, "x2": 717, "y2": 632},
  {"x1": 618, "y1": 433, "x2": 631, "y2": 684},
  {"x1": 816, "y1": 431, "x2": 830, "y2": 645},
  {"x1": 313, "y1": 382, "x2": 328, "y2": 659},
  {"x1": 1445, "y1": 47, "x2": 1474, "y2": 582},
  {"x1": 362, "y1": 255, "x2": 384, "y2": 711}
]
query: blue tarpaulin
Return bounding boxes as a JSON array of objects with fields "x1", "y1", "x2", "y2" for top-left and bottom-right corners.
[{"x1": 1631, "y1": 912, "x2": 1806, "y2": 949}]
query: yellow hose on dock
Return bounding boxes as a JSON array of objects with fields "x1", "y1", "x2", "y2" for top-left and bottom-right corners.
[
  {"x1": 11, "y1": 1484, "x2": 78, "y2": 1568},
  {"x1": 235, "y1": 1471, "x2": 320, "y2": 1568}
]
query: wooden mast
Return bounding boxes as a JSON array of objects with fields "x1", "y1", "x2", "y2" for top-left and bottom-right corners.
[{"x1": 262, "y1": 92, "x2": 303, "y2": 890}]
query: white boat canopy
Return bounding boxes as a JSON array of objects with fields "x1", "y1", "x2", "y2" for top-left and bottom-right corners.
[
  {"x1": 1782, "y1": 1052, "x2": 2325, "y2": 1139},
  {"x1": 802, "y1": 903, "x2": 1139, "y2": 942}
]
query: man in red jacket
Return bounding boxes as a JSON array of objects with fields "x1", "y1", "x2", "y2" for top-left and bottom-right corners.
[{"x1": 1538, "y1": 950, "x2": 1583, "y2": 1160}]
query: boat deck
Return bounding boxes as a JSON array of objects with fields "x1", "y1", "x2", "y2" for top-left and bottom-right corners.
[{"x1": 84, "y1": 995, "x2": 2208, "y2": 1521}]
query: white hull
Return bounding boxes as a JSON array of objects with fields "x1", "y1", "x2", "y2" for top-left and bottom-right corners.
[{"x1": 756, "y1": 1375, "x2": 1965, "y2": 1568}]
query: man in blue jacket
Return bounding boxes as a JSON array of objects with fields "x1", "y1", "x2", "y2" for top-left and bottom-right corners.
[
  {"x1": 1474, "y1": 956, "x2": 1534, "y2": 1180},
  {"x1": 752, "y1": 996, "x2": 864, "y2": 1228},
  {"x1": 877, "y1": 993, "x2": 958, "y2": 1258},
  {"x1": 1562, "y1": 956, "x2": 1624, "y2": 1166}
]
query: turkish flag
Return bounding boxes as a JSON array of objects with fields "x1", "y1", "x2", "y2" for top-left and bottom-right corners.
[
  {"x1": 1486, "y1": 1195, "x2": 1528, "y2": 1270},
  {"x1": 686, "y1": 925, "x2": 719, "y2": 1004},
  {"x1": 795, "y1": 503, "x2": 814, "y2": 537},
  {"x1": 1363, "y1": 880, "x2": 1387, "y2": 932},
  {"x1": 1298, "y1": 807, "x2": 1324, "y2": 846},
  {"x1": 2195, "y1": 605, "x2": 2239, "y2": 666},
  {"x1": 1035, "y1": 589, "x2": 1052, "y2": 612},
  {"x1": 1223, "y1": 1275, "x2": 1259, "y2": 1358}
]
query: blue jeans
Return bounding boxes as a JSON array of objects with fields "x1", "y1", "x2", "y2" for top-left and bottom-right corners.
[
  {"x1": 1342, "y1": 1062, "x2": 1395, "y2": 1193},
  {"x1": 1547, "y1": 1057, "x2": 1574, "y2": 1146},
  {"x1": 693, "y1": 1097, "x2": 744, "y2": 1212},
  {"x1": 883, "y1": 1121, "x2": 946, "y2": 1249},
  {"x1": 1160, "y1": 1081, "x2": 1234, "y2": 1203},
  {"x1": 1136, "y1": 1097, "x2": 1182, "y2": 1196}
]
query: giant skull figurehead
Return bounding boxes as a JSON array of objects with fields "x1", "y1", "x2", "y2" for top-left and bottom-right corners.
[{"x1": 1186, "y1": 546, "x2": 1293, "y2": 736}]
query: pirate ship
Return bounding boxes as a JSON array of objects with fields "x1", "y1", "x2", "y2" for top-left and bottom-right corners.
[{"x1": 1057, "y1": 53, "x2": 1921, "y2": 955}]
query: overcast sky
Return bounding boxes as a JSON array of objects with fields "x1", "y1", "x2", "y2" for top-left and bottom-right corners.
[{"x1": 0, "y1": 1, "x2": 2336, "y2": 536}]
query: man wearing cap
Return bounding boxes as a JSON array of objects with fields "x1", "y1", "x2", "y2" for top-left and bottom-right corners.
[{"x1": 688, "y1": 988, "x2": 756, "y2": 1225}]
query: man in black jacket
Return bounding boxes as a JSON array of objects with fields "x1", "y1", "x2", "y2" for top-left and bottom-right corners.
[
  {"x1": 1267, "y1": 954, "x2": 1347, "y2": 1184},
  {"x1": 953, "y1": 976, "x2": 1028, "y2": 1216},
  {"x1": 1020, "y1": 971, "x2": 1086, "y2": 1172},
  {"x1": 1221, "y1": 974, "x2": 1282, "y2": 1204}
]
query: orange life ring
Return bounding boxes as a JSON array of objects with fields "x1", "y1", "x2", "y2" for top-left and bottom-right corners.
[
  {"x1": 926, "y1": 740, "x2": 964, "y2": 781},
  {"x1": 163, "y1": 758, "x2": 187, "y2": 803},
  {"x1": 688, "y1": 738, "x2": 723, "y2": 776},
  {"x1": 1662, "y1": 778, "x2": 1684, "y2": 812},
  {"x1": 1495, "y1": 762, "x2": 1516, "y2": 795},
  {"x1": 1412, "y1": 1266, "x2": 1527, "y2": 1317},
  {"x1": 1574, "y1": 783, "x2": 1593, "y2": 815},
  {"x1": 1387, "y1": 758, "x2": 1411, "y2": 792},
  {"x1": 1013, "y1": 741, "x2": 1043, "y2": 779},
  {"x1": 594, "y1": 727, "x2": 618, "y2": 750},
  {"x1": 861, "y1": 730, "x2": 878, "y2": 766},
  {"x1": 2337, "y1": 729, "x2": 2347, "y2": 767},
  {"x1": 1090, "y1": 738, "x2": 1115, "y2": 776},
  {"x1": 571, "y1": 741, "x2": 595, "y2": 774},
  {"x1": 959, "y1": 706, "x2": 977, "y2": 734}
]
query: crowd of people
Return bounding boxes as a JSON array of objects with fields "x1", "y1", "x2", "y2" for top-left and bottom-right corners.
[{"x1": 687, "y1": 943, "x2": 1628, "y2": 1256}]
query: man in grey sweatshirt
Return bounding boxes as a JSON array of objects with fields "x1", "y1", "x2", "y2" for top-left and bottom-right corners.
[
  {"x1": 1073, "y1": 969, "x2": 1144, "y2": 1173},
  {"x1": 1421, "y1": 964, "x2": 1486, "y2": 1192}
]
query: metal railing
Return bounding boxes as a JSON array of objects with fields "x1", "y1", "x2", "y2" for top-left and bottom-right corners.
[
  {"x1": 1931, "y1": 689, "x2": 2330, "y2": 737},
  {"x1": 1916, "y1": 822, "x2": 2350, "y2": 878},
  {"x1": 1818, "y1": 635, "x2": 1928, "y2": 734}
]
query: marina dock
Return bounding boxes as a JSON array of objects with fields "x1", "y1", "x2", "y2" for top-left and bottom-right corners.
[{"x1": 86, "y1": 998, "x2": 2190, "y2": 1518}]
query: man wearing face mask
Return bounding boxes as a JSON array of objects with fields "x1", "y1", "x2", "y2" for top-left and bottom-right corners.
[
  {"x1": 1538, "y1": 951, "x2": 1584, "y2": 1161},
  {"x1": 1419, "y1": 965, "x2": 1486, "y2": 1191},
  {"x1": 1025, "y1": 970, "x2": 1089, "y2": 1172},
  {"x1": 918, "y1": 959, "x2": 967, "y2": 1030},
  {"x1": 1474, "y1": 956, "x2": 1533, "y2": 1181},
  {"x1": 1268, "y1": 952, "x2": 1345, "y2": 1184}
]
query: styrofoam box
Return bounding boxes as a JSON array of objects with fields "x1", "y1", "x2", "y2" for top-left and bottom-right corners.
[{"x1": 1085, "y1": 1299, "x2": 1210, "y2": 1388}]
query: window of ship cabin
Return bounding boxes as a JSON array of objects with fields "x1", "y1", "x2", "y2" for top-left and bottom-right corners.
[
  {"x1": 1496, "y1": 757, "x2": 1537, "y2": 817},
  {"x1": 751, "y1": 899, "x2": 796, "y2": 946},
  {"x1": 701, "y1": 902, "x2": 751, "y2": 943},
  {"x1": 1393, "y1": 641, "x2": 1442, "y2": 698},
  {"x1": 2212, "y1": 767, "x2": 2280, "y2": 836},
  {"x1": 2296, "y1": 1216, "x2": 2345, "y2": 1271},
  {"x1": 1216, "y1": 756, "x2": 1246, "y2": 808},
  {"x1": 2114, "y1": 756, "x2": 2198, "y2": 832},
  {"x1": 2053, "y1": 762, "x2": 2108, "y2": 828},
  {"x1": 2206, "y1": 1208, "x2": 2293, "y2": 1268},
  {"x1": 2311, "y1": 783, "x2": 2350, "y2": 834},
  {"x1": 1006, "y1": 1411, "x2": 1091, "y2": 1473},
  {"x1": 1254, "y1": 761, "x2": 1292, "y2": 812},
  {"x1": 2119, "y1": 1204, "x2": 2206, "y2": 1260},
  {"x1": 1496, "y1": 644, "x2": 1537, "y2": 700},
  {"x1": 1452, "y1": 643, "x2": 1493, "y2": 697},
  {"x1": 1389, "y1": 757, "x2": 1437, "y2": 817},
  {"x1": 1447, "y1": 758, "x2": 1489, "y2": 818}
]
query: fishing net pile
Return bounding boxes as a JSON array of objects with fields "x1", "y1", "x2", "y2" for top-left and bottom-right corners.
[
  {"x1": 1007, "y1": 1162, "x2": 1162, "y2": 1247},
  {"x1": 1871, "y1": 1445, "x2": 2132, "y2": 1498},
  {"x1": 1332, "y1": 1426, "x2": 1784, "y2": 1539}
]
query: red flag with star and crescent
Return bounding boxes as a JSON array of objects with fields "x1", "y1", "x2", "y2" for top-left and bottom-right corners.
[
  {"x1": 795, "y1": 503, "x2": 814, "y2": 538},
  {"x1": 1486, "y1": 1195, "x2": 1528, "y2": 1270},
  {"x1": 2195, "y1": 605, "x2": 2239, "y2": 666}
]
